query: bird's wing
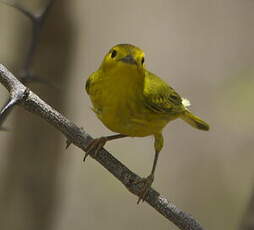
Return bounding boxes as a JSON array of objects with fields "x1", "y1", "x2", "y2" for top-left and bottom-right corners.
[
  {"x1": 85, "y1": 74, "x2": 93, "y2": 95},
  {"x1": 85, "y1": 71, "x2": 98, "y2": 95},
  {"x1": 143, "y1": 71, "x2": 184, "y2": 114},
  {"x1": 85, "y1": 77, "x2": 91, "y2": 94}
]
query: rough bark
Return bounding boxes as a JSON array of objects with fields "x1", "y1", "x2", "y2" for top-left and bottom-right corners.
[{"x1": 0, "y1": 1, "x2": 74, "y2": 229}]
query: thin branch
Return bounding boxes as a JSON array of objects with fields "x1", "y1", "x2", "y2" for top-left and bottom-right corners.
[
  {"x1": 0, "y1": 0, "x2": 56, "y2": 130},
  {"x1": 1, "y1": 0, "x2": 37, "y2": 23},
  {"x1": 0, "y1": 97, "x2": 18, "y2": 127},
  {"x1": 22, "y1": 0, "x2": 55, "y2": 70},
  {"x1": 0, "y1": 64, "x2": 207, "y2": 230},
  {"x1": 1, "y1": 0, "x2": 55, "y2": 70}
]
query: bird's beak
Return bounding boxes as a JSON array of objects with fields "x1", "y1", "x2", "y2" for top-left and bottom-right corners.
[{"x1": 119, "y1": 55, "x2": 137, "y2": 65}]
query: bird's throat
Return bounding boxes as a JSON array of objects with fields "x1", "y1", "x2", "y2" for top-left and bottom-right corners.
[{"x1": 102, "y1": 66, "x2": 144, "y2": 100}]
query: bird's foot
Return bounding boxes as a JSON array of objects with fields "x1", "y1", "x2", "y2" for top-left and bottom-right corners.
[
  {"x1": 83, "y1": 136, "x2": 107, "y2": 162},
  {"x1": 134, "y1": 174, "x2": 154, "y2": 204}
]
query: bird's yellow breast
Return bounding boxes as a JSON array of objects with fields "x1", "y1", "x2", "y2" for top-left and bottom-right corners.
[{"x1": 87, "y1": 67, "x2": 175, "y2": 137}]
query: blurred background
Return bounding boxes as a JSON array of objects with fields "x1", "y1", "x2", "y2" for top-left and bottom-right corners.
[{"x1": 0, "y1": 0, "x2": 254, "y2": 229}]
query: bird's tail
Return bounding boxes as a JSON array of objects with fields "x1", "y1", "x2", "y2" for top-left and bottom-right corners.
[{"x1": 180, "y1": 110, "x2": 209, "y2": 131}]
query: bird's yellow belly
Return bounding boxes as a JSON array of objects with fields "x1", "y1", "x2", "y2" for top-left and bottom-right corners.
[{"x1": 92, "y1": 93, "x2": 176, "y2": 137}]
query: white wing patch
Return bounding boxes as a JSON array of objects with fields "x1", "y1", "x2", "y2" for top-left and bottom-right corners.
[{"x1": 181, "y1": 98, "x2": 191, "y2": 108}]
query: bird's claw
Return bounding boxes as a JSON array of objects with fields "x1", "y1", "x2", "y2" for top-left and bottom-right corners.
[
  {"x1": 134, "y1": 174, "x2": 154, "y2": 204},
  {"x1": 83, "y1": 137, "x2": 107, "y2": 162}
]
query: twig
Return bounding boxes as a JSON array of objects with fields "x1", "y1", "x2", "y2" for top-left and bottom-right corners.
[
  {"x1": 0, "y1": 0, "x2": 56, "y2": 129},
  {"x1": 2, "y1": 0, "x2": 55, "y2": 77},
  {"x1": 0, "y1": 64, "x2": 207, "y2": 230}
]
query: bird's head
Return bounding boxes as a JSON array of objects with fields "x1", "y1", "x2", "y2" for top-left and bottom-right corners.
[{"x1": 100, "y1": 44, "x2": 145, "y2": 72}]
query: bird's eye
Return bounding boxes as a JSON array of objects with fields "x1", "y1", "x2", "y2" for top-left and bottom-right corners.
[
  {"x1": 111, "y1": 49, "x2": 117, "y2": 58},
  {"x1": 141, "y1": 57, "x2": 145, "y2": 65}
]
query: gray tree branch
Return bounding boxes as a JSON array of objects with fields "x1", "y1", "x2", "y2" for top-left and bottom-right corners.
[{"x1": 0, "y1": 64, "x2": 206, "y2": 230}]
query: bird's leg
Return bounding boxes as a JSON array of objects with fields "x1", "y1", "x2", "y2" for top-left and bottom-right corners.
[
  {"x1": 83, "y1": 134, "x2": 127, "y2": 162},
  {"x1": 135, "y1": 150, "x2": 160, "y2": 204},
  {"x1": 134, "y1": 133, "x2": 163, "y2": 204}
]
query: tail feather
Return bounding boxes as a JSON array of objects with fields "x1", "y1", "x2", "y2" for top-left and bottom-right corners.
[{"x1": 181, "y1": 110, "x2": 209, "y2": 131}]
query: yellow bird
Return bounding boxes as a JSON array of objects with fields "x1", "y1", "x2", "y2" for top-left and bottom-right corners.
[{"x1": 85, "y1": 44, "x2": 209, "y2": 203}]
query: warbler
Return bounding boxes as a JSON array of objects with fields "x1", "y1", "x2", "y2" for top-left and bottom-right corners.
[{"x1": 85, "y1": 44, "x2": 209, "y2": 203}]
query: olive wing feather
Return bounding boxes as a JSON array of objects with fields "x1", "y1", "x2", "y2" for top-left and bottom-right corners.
[
  {"x1": 143, "y1": 71, "x2": 184, "y2": 114},
  {"x1": 85, "y1": 72, "x2": 98, "y2": 95}
]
